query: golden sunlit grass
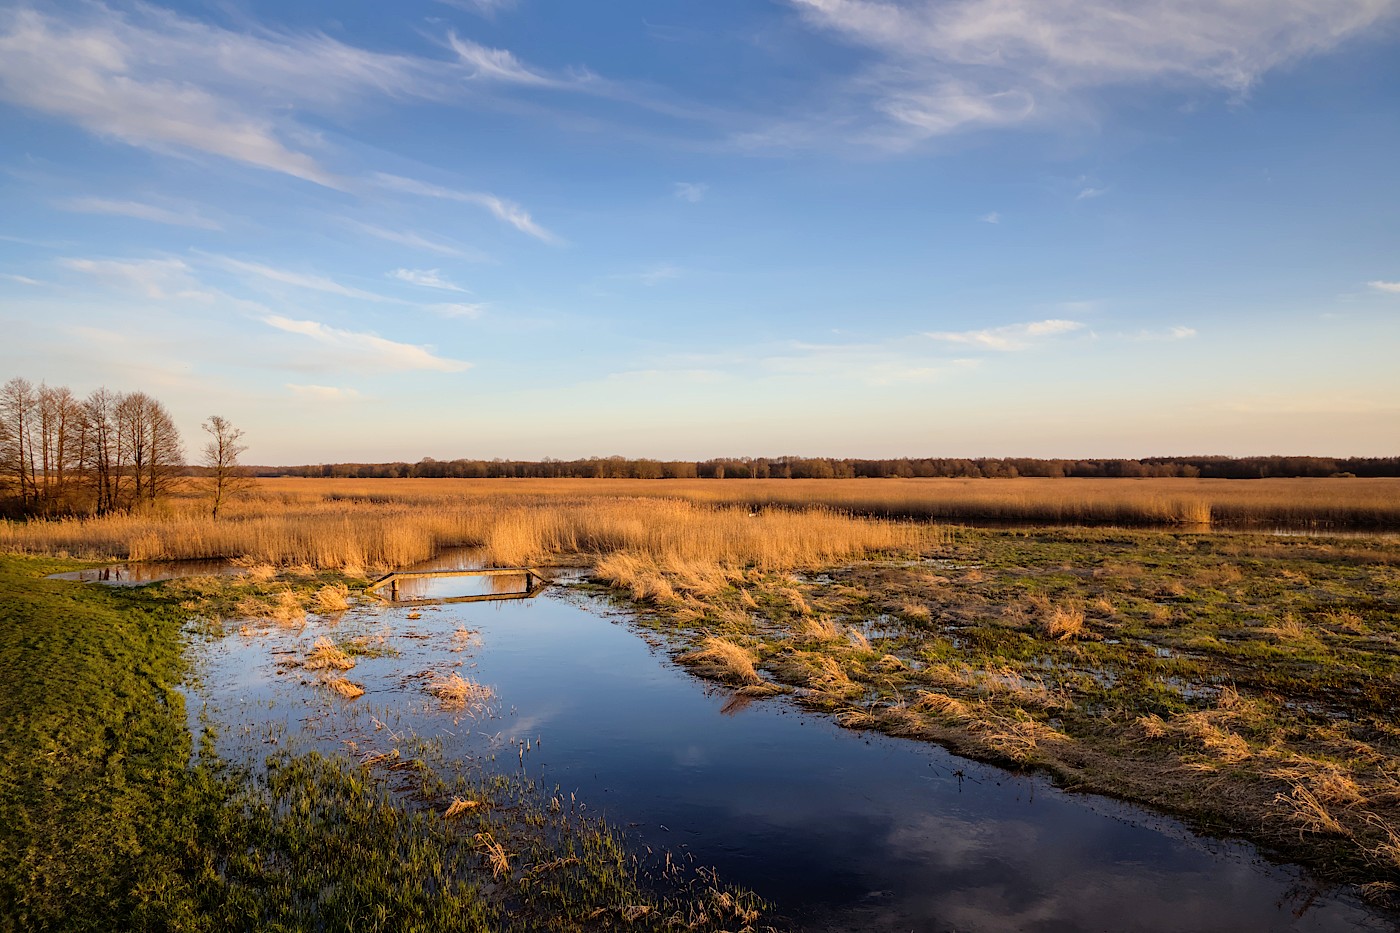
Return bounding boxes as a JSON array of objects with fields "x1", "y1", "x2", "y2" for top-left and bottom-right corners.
[
  {"x1": 303, "y1": 636, "x2": 354, "y2": 672},
  {"x1": 3, "y1": 476, "x2": 1395, "y2": 574},
  {"x1": 427, "y1": 672, "x2": 494, "y2": 713},
  {"x1": 675, "y1": 637, "x2": 765, "y2": 688},
  {"x1": 320, "y1": 674, "x2": 364, "y2": 699}
]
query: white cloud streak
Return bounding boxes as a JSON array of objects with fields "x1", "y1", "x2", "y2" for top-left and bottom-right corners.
[
  {"x1": 390, "y1": 268, "x2": 468, "y2": 292},
  {"x1": 58, "y1": 197, "x2": 222, "y2": 230},
  {"x1": 786, "y1": 0, "x2": 1395, "y2": 143},
  {"x1": 430, "y1": 302, "x2": 488, "y2": 319},
  {"x1": 924, "y1": 318, "x2": 1084, "y2": 350},
  {"x1": 0, "y1": 5, "x2": 456, "y2": 187},
  {"x1": 447, "y1": 33, "x2": 557, "y2": 86},
  {"x1": 1368, "y1": 280, "x2": 1400, "y2": 293},
  {"x1": 264, "y1": 315, "x2": 470, "y2": 372},
  {"x1": 352, "y1": 222, "x2": 488, "y2": 260},
  {"x1": 213, "y1": 256, "x2": 388, "y2": 301},
  {"x1": 61, "y1": 257, "x2": 214, "y2": 301},
  {"x1": 674, "y1": 182, "x2": 707, "y2": 203},
  {"x1": 286, "y1": 383, "x2": 362, "y2": 400},
  {"x1": 374, "y1": 173, "x2": 561, "y2": 244}
]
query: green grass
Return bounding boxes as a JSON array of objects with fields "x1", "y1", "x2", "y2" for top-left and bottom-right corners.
[
  {"x1": 0, "y1": 555, "x2": 214, "y2": 931},
  {"x1": 0, "y1": 556, "x2": 768, "y2": 932}
]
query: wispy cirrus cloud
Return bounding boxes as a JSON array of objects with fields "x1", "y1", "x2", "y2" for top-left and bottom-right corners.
[
  {"x1": 351, "y1": 222, "x2": 489, "y2": 261},
  {"x1": 429, "y1": 302, "x2": 487, "y2": 319},
  {"x1": 1368, "y1": 280, "x2": 1400, "y2": 293},
  {"x1": 447, "y1": 33, "x2": 560, "y2": 87},
  {"x1": 57, "y1": 197, "x2": 222, "y2": 230},
  {"x1": 389, "y1": 268, "x2": 469, "y2": 292},
  {"x1": 924, "y1": 318, "x2": 1085, "y2": 350},
  {"x1": 674, "y1": 182, "x2": 708, "y2": 203},
  {"x1": 780, "y1": 0, "x2": 1395, "y2": 145},
  {"x1": 212, "y1": 256, "x2": 389, "y2": 301},
  {"x1": 286, "y1": 383, "x2": 363, "y2": 401},
  {"x1": 264, "y1": 315, "x2": 470, "y2": 372},
  {"x1": 0, "y1": 5, "x2": 456, "y2": 187},
  {"x1": 61, "y1": 257, "x2": 214, "y2": 301},
  {"x1": 375, "y1": 173, "x2": 561, "y2": 244}
]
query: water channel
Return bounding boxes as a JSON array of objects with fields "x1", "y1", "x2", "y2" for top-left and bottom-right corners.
[{"x1": 177, "y1": 562, "x2": 1392, "y2": 932}]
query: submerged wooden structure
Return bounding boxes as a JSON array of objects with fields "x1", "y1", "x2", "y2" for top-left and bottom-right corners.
[{"x1": 365, "y1": 567, "x2": 549, "y2": 606}]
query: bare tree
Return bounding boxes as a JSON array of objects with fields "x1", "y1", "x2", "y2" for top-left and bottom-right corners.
[
  {"x1": 0, "y1": 378, "x2": 38, "y2": 506},
  {"x1": 201, "y1": 415, "x2": 248, "y2": 519}
]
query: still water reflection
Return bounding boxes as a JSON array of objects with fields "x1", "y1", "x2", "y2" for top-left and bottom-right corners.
[{"x1": 189, "y1": 584, "x2": 1391, "y2": 932}]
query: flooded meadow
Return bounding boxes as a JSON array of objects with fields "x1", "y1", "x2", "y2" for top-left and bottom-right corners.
[{"x1": 180, "y1": 558, "x2": 1393, "y2": 932}]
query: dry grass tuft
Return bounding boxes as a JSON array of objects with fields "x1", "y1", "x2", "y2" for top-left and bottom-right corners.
[
  {"x1": 1039, "y1": 599, "x2": 1086, "y2": 640},
  {"x1": 303, "y1": 636, "x2": 355, "y2": 671},
  {"x1": 1276, "y1": 785, "x2": 1350, "y2": 837},
  {"x1": 236, "y1": 588, "x2": 306, "y2": 626},
  {"x1": 444, "y1": 797, "x2": 482, "y2": 820},
  {"x1": 915, "y1": 691, "x2": 972, "y2": 721},
  {"x1": 676, "y1": 637, "x2": 763, "y2": 686},
  {"x1": 427, "y1": 672, "x2": 494, "y2": 713},
  {"x1": 474, "y1": 831, "x2": 510, "y2": 879},
  {"x1": 312, "y1": 583, "x2": 351, "y2": 613},
  {"x1": 320, "y1": 675, "x2": 364, "y2": 699}
]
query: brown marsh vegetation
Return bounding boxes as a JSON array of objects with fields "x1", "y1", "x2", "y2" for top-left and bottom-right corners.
[
  {"x1": 5, "y1": 477, "x2": 1399, "y2": 905},
  {"x1": 598, "y1": 526, "x2": 1400, "y2": 904}
]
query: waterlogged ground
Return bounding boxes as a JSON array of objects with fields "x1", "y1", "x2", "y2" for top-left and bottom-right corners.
[{"x1": 183, "y1": 571, "x2": 1394, "y2": 932}]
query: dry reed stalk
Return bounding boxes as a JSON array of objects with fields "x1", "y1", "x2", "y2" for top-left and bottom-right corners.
[
  {"x1": 676, "y1": 637, "x2": 763, "y2": 686},
  {"x1": 303, "y1": 636, "x2": 354, "y2": 671}
]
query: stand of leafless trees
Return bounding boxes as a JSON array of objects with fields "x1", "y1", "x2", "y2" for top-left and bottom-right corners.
[{"x1": 0, "y1": 377, "x2": 184, "y2": 516}]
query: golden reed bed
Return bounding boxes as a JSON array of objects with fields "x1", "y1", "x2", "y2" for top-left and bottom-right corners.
[{"x1": 1, "y1": 476, "x2": 1395, "y2": 572}]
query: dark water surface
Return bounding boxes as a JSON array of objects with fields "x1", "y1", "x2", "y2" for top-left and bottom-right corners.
[{"x1": 187, "y1": 583, "x2": 1392, "y2": 933}]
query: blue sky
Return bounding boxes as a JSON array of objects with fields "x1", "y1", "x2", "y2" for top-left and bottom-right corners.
[{"x1": 2, "y1": 0, "x2": 1398, "y2": 462}]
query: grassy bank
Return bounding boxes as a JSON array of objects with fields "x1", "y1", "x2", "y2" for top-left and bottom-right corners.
[
  {"x1": 594, "y1": 527, "x2": 1400, "y2": 907},
  {"x1": 0, "y1": 557, "x2": 767, "y2": 932}
]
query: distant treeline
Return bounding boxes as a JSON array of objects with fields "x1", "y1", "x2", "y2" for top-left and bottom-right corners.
[{"x1": 262, "y1": 455, "x2": 1400, "y2": 481}]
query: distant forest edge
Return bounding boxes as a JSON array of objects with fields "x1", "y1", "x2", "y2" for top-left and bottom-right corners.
[{"x1": 262, "y1": 455, "x2": 1400, "y2": 481}]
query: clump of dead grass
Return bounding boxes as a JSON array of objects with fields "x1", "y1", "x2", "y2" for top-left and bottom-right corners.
[
  {"x1": 303, "y1": 636, "x2": 355, "y2": 671},
  {"x1": 676, "y1": 637, "x2": 763, "y2": 687},
  {"x1": 320, "y1": 674, "x2": 364, "y2": 699},
  {"x1": 427, "y1": 672, "x2": 494, "y2": 713},
  {"x1": 312, "y1": 582, "x2": 351, "y2": 613}
]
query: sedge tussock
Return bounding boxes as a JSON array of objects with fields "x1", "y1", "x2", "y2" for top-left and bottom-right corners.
[
  {"x1": 676, "y1": 637, "x2": 763, "y2": 687},
  {"x1": 320, "y1": 674, "x2": 364, "y2": 699},
  {"x1": 303, "y1": 636, "x2": 354, "y2": 671},
  {"x1": 427, "y1": 672, "x2": 493, "y2": 713}
]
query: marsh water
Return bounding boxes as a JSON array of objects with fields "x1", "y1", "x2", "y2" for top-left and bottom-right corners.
[{"x1": 182, "y1": 566, "x2": 1392, "y2": 932}]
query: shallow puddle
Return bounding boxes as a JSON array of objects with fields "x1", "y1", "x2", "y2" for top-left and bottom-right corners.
[
  {"x1": 188, "y1": 587, "x2": 1392, "y2": 932},
  {"x1": 49, "y1": 559, "x2": 243, "y2": 585}
]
